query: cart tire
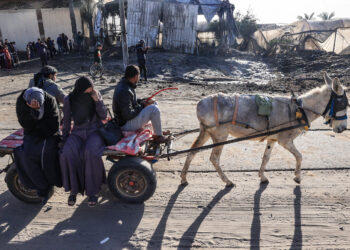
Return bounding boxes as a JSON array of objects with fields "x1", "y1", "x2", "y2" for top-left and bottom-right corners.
[
  {"x1": 5, "y1": 163, "x2": 54, "y2": 204},
  {"x1": 108, "y1": 157, "x2": 156, "y2": 203}
]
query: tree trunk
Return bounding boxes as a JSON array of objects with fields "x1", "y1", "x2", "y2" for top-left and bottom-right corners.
[
  {"x1": 69, "y1": 0, "x2": 78, "y2": 45},
  {"x1": 89, "y1": 17, "x2": 95, "y2": 47}
]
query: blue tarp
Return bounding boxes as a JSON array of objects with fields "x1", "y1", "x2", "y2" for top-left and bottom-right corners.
[{"x1": 199, "y1": 0, "x2": 221, "y2": 23}]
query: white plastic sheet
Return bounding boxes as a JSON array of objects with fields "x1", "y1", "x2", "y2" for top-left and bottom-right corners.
[{"x1": 253, "y1": 19, "x2": 350, "y2": 55}]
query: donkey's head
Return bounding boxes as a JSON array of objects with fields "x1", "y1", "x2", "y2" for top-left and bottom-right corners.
[{"x1": 323, "y1": 72, "x2": 348, "y2": 133}]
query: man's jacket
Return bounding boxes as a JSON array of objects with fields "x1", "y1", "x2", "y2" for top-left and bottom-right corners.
[{"x1": 112, "y1": 77, "x2": 144, "y2": 126}]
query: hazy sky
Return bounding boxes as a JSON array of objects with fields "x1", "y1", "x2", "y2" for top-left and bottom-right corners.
[{"x1": 230, "y1": 0, "x2": 350, "y2": 24}]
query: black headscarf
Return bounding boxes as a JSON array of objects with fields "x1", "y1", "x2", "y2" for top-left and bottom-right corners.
[{"x1": 69, "y1": 76, "x2": 96, "y2": 126}]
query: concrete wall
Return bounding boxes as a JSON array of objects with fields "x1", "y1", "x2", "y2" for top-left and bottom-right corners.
[
  {"x1": 0, "y1": 9, "x2": 40, "y2": 50},
  {"x1": 0, "y1": 8, "x2": 82, "y2": 51},
  {"x1": 41, "y1": 8, "x2": 83, "y2": 42}
]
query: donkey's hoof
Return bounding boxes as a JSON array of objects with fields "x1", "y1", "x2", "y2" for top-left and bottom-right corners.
[
  {"x1": 294, "y1": 177, "x2": 301, "y2": 184},
  {"x1": 260, "y1": 178, "x2": 269, "y2": 184},
  {"x1": 225, "y1": 182, "x2": 235, "y2": 188},
  {"x1": 260, "y1": 176, "x2": 269, "y2": 184},
  {"x1": 181, "y1": 180, "x2": 189, "y2": 186}
]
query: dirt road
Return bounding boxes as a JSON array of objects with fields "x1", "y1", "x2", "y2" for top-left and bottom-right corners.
[{"x1": 0, "y1": 52, "x2": 349, "y2": 249}]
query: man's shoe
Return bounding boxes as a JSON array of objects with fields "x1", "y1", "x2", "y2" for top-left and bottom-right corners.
[
  {"x1": 152, "y1": 135, "x2": 169, "y2": 143},
  {"x1": 163, "y1": 130, "x2": 171, "y2": 136}
]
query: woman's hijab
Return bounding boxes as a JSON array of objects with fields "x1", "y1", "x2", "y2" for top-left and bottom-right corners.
[
  {"x1": 69, "y1": 76, "x2": 96, "y2": 126},
  {"x1": 23, "y1": 87, "x2": 45, "y2": 120}
]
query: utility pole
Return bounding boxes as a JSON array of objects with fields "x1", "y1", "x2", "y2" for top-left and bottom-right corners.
[{"x1": 119, "y1": 0, "x2": 128, "y2": 69}]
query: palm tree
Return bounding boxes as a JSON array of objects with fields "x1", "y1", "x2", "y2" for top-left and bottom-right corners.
[
  {"x1": 297, "y1": 12, "x2": 315, "y2": 20},
  {"x1": 318, "y1": 12, "x2": 335, "y2": 20},
  {"x1": 69, "y1": 0, "x2": 78, "y2": 44}
]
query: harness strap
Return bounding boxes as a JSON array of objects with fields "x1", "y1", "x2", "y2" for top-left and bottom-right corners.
[
  {"x1": 231, "y1": 95, "x2": 239, "y2": 125},
  {"x1": 298, "y1": 107, "x2": 310, "y2": 130},
  {"x1": 294, "y1": 99, "x2": 310, "y2": 130},
  {"x1": 322, "y1": 92, "x2": 335, "y2": 117},
  {"x1": 213, "y1": 95, "x2": 219, "y2": 127}
]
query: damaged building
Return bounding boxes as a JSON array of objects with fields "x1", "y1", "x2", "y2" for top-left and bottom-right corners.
[
  {"x1": 104, "y1": 0, "x2": 238, "y2": 54},
  {"x1": 0, "y1": 0, "x2": 238, "y2": 54}
]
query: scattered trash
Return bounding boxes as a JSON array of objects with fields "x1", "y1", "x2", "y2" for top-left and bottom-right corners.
[
  {"x1": 306, "y1": 171, "x2": 315, "y2": 176},
  {"x1": 44, "y1": 206, "x2": 52, "y2": 212},
  {"x1": 100, "y1": 237, "x2": 110, "y2": 244}
]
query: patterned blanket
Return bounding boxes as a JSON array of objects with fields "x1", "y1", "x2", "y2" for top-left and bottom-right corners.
[{"x1": 0, "y1": 125, "x2": 153, "y2": 156}]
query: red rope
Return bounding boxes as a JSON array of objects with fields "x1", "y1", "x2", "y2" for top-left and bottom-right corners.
[{"x1": 146, "y1": 87, "x2": 178, "y2": 102}]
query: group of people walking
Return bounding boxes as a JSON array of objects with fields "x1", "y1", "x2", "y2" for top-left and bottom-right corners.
[
  {"x1": 14, "y1": 64, "x2": 168, "y2": 206},
  {"x1": 26, "y1": 32, "x2": 84, "y2": 66},
  {"x1": 0, "y1": 39, "x2": 19, "y2": 69}
]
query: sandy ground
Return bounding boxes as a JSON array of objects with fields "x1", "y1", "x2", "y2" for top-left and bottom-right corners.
[{"x1": 0, "y1": 51, "x2": 349, "y2": 249}]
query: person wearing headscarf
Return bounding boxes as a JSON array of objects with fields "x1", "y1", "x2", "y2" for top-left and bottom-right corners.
[
  {"x1": 60, "y1": 76, "x2": 107, "y2": 207},
  {"x1": 28, "y1": 65, "x2": 66, "y2": 105},
  {"x1": 14, "y1": 87, "x2": 62, "y2": 204}
]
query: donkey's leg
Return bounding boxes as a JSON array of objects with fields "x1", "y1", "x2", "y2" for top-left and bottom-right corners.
[
  {"x1": 180, "y1": 126, "x2": 210, "y2": 185},
  {"x1": 279, "y1": 140, "x2": 303, "y2": 184},
  {"x1": 259, "y1": 139, "x2": 276, "y2": 183},
  {"x1": 209, "y1": 133, "x2": 234, "y2": 187}
]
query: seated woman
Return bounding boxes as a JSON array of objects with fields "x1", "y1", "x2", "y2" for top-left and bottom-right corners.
[
  {"x1": 60, "y1": 76, "x2": 107, "y2": 207},
  {"x1": 14, "y1": 87, "x2": 62, "y2": 204}
]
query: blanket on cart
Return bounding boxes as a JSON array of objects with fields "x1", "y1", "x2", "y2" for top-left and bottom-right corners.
[{"x1": 0, "y1": 125, "x2": 153, "y2": 156}]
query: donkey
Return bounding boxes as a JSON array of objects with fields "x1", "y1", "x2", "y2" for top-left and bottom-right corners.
[{"x1": 181, "y1": 72, "x2": 348, "y2": 187}]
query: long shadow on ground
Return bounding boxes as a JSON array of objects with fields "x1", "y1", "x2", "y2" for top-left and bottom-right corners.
[
  {"x1": 3, "y1": 187, "x2": 144, "y2": 250},
  {"x1": 0, "y1": 191, "x2": 42, "y2": 246},
  {"x1": 177, "y1": 186, "x2": 233, "y2": 250},
  {"x1": 250, "y1": 182, "x2": 268, "y2": 250},
  {"x1": 291, "y1": 186, "x2": 302, "y2": 249},
  {"x1": 147, "y1": 184, "x2": 186, "y2": 250}
]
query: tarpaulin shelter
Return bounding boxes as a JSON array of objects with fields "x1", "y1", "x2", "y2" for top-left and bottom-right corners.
[{"x1": 252, "y1": 19, "x2": 350, "y2": 55}]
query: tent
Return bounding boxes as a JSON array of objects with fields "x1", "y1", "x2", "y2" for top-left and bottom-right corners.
[{"x1": 252, "y1": 19, "x2": 350, "y2": 55}]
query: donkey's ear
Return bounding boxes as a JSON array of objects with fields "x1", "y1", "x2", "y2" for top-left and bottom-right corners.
[
  {"x1": 323, "y1": 71, "x2": 332, "y2": 86},
  {"x1": 332, "y1": 78, "x2": 344, "y2": 95}
]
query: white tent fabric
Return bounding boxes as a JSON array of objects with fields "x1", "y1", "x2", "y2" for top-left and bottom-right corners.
[
  {"x1": 253, "y1": 19, "x2": 350, "y2": 55},
  {"x1": 321, "y1": 27, "x2": 350, "y2": 54}
]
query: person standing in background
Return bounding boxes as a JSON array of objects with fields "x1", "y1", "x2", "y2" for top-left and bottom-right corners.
[{"x1": 135, "y1": 40, "x2": 150, "y2": 82}]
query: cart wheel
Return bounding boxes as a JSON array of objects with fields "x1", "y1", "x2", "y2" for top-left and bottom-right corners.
[
  {"x1": 5, "y1": 163, "x2": 54, "y2": 204},
  {"x1": 108, "y1": 157, "x2": 157, "y2": 203}
]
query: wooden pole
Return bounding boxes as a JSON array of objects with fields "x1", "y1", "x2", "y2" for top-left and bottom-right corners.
[
  {"x1": 119, "y1": 0, "x2": 128, "y2": 70},
  {"x1": 333, "y1": 28, "x2": 338, "y2": 54}
]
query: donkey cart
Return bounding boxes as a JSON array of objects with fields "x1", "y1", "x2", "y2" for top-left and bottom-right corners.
[{"x1": 0, "y1": 128, "x2": 173, "y2": 204}]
